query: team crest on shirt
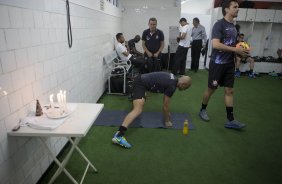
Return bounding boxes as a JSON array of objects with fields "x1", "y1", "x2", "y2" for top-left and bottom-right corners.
[
  {"x1": 212, "y1": 80, "x2": 218, "y2": 87},
  {"x1": 156, "y1": 35, "x2": 159, "y2": 39},
  {"x1": 146, "y1": 35, "x2": 150, "y2": 40}
]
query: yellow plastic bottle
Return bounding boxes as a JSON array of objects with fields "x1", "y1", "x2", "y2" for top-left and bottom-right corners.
[{"x1": 183, "y1": 119, "x2": 189, "y2": 135}]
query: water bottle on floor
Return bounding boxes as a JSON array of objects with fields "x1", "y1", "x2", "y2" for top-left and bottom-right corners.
[{"x1": 183, "y1": 119, "x2": 189, "y2": 135}]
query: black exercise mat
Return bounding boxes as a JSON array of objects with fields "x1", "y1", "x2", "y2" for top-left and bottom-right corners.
[{"x1": 95, "y1": 110, "x2": 195, "y2": 130}]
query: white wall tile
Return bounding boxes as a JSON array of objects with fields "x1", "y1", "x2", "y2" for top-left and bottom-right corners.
[
  {"x1": 0, "y1": 50, "x2": 16, "y2": 73},
  {"x1": 40, "y1": 29, "x2": 50, "y2": 44},
  {"x1": 48, "y1": 29, "x2": 57, "y2": 43},
  {"x1": 44, "y1": 44, "x2": 53, "y2": 60},
  {"x1": 34, "y1": 63, "x2": 44, "y2": 80},
  {"x1": 8, "y1": 7, "x2": 23, "y2": 28},
  {"x1": 0, "y1": 29, "x2": 6, "y2": 51},
  {"x1": 9, "y1": 168, "x2": 25, "y2": 184},
  {"x1": 43, "y1": 12, "x2": 51, "y2": 28},
  {"x1": 11, "y1": 68, "x2": 26, "y2": 91},
  {"x1": 32, "y1": 81, "x2": 43, "y2": 99},
  {"x1": 52, "y1": 44, "x2": 60, "y2": 58},
  {"x1": 21, "y1": 85, "x2": 34, "y2": 105},
  {"x1": 0, "y1": 158, "x2": 15, "y2": 183},
  {"x1": 0, "y1": 73, "x2": 13, "y2": 95},
  {"x1": 8, "y1": 90, "x2": 23, "y2": 113},
  {"x1": 21, "y1": 158, "x2": 34, "y2": 178},
  {"x1": 33, "y1": 11, "x2": 44, "y2": 28},
  {"x1": 15, "y1": 48, "x2": 29, "y2": 69},
  {"x1": 24, "y1": 66, "x2": 35, "y2": 85},
  {"x1": 0, "y1": 61, "x2": 2, "y2": 75},
  {"x1": 43, "y1": 60, "x2": 53, "y2": 76},
  {"x1": 25, "y1": 139, "x2": 39, "y2": 157},
  {"x1": 27, "y1": 47, "x2": 38, "y2": 65},
  {"x1": 22, "y1": 9, "x2": 34, "y2": 28},
  {"x1": 30, "y1": 29, "x2": 41, "y2": 46},
  {"x1": 0, "y1": 5, "x2": 10, "y2": 28},
  {"x1": 0, "y1": 136, "x2": 18, "y2": 160},
  {"x1": 39, "y1": 155, "x2": 50, "y2": 175},
  {"x1": 0, "y1": 119, "x2": 7, "y2": 143},
  {"x1": 0, "y1": 140, "x2": 4, "y2": 164},
  {"x1": 17, "y1": 104, "x2": 29, "y2": 120},
  {"x1": 49, "y1": 73, "x2": 57, "y2": 89},
  {"x1": 0, "y1": 96, "x2": 10, "y2": 120},
  {"x1": 37, "y1": 45, "x2": 46, "y2": 62},
  {"x1": 12, "y1": 145, "x2": 28, "y2": 171},
  {"x1": 15, "y1": 135, "x2": 29, "y2": 148},
  {"x1": 18, "y1": 29, "x2": 32, "y2": 48},
  {"x1": 4, "y1": 29, "x2": 20, "y2": 50},
  {"x1": 41, "y1": 77, "x2": 51, "y2": 94},
  {"x1": 55, "y1": 29, "x2": 64, "y2": 42},
  {"x1": 30, "y1": 164, "x2": 42, "y2": 184},
  {"x1": 21, "y1": 175, "x2": 33, "y2": 184}
]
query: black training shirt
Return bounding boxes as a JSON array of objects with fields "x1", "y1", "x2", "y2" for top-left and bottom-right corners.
[
  {"x1": 142, "y1": 29, "x2": 164, "y2": 54},
  {"x1": 141, "y1": 72, "x2": 177, "y2": 97},
  {"x1": 210, "y1": 18, "x2": 237, "y2": 64}
]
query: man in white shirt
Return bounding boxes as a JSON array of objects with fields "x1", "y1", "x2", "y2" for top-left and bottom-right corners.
[
  {"x1": 116, "y1": 33, "x2": 145, "y2": 73},
  {"x1": 172, "y1": 18, "x2": 191, "y2": 75}
]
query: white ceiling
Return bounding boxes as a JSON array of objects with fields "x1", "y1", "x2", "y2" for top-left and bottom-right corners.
[{"x1": 181, "y1": 0, "x2": 213, "y2": 14}]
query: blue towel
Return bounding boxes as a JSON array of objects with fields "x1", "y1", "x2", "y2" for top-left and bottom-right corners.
[{"x1": 95, "y1": 110, "x2": 194, "y2": 130}]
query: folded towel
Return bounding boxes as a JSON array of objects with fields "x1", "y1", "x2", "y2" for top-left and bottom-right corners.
[
  {"x1": 20, "y1": 104, "x2": 77, "y2": 130},
  {"x1": 20, "y1": 116, "x2": 68, "y2": 130}
]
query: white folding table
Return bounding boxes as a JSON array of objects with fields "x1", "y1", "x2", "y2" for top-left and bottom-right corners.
[{"x1": 8, "y1": 103, "x2": 104, "y2": 184}]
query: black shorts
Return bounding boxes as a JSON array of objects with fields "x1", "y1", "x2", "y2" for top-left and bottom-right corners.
[
  {"x1": 208, "y1": 61, "x2": 235, "y2": 89},
  {"x1": 132, "y1": 75, "x2": 146, "y2": 100}
]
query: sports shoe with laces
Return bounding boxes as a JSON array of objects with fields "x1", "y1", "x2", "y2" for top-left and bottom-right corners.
[
  {"x1": 235, "y1": 70, "x2": 241, "y2": 77},
  {"x1": 112, "y1": 133, "x2": 132, "y2": 148},
  {"x1": 248, "y1": 73, "x2": 256, "y2": 78},
  {"x1": 199, "y1": 109, "x2": 210, "y2": 121},
  {"x1": 224, "y1": 119, "x2": 246, "y2": 129}
]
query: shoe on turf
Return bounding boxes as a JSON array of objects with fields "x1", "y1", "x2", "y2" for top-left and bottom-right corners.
[
  {"x1": 235, "y1": 70, "x2": 241, "y2": 78},
  {"x1": 199, "y1": 109, "x2": 210, "y2": 121},
  {"x1": 224, "y1": 119, "x2": 246, "y2": 129},
  {"x1": 112, "y1": 133, "x2": 132, "y2": 148},
  {"x1": 248, "y1": 73, "x2": 256, "y2": 78}
]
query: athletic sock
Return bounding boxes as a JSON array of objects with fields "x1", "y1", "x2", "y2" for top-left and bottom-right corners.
[
  {"x1": 236, "y1": 68, "x2": 239, "y2": 72},
  {"x1": 201, "y1": 103, "x2": 207, "y2": 111},
  {"x1": 117, "y1": 126, "x2": 127, "y2": 136},
  {"x1": 226, "y1": 107, "x2": 234, "y2": 121},
  {"x1": 250, "y1": 69, "x2": 253, "y2": 74}
]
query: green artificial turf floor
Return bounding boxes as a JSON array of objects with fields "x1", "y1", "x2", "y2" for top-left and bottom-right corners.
[{"x1": 38, "y1": 70, "x2": 282, "y2": 184}]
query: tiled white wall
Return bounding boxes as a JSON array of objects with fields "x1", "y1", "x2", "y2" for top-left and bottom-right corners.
[{"x1": 0, "y1": 0, "x2": 122, "y2": 183}]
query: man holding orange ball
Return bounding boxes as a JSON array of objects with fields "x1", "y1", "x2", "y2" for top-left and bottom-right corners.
[{"x1": 235, "y1": 33, "x2": 256, "y2": 78}]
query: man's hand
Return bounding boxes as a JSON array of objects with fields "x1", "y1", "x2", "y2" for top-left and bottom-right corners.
[
  {"x1": 235, "y1": 47, "x2": 249, "y2": 58},
  {"x1": 153, "y1": 52, "x2": 159, "y2": 58},
  {"x1": 147, "y1": 51, "x2": 153, "y2": 57},
  {"x1": 176, "y1": 37, "x2": 180, "y2": 43}
]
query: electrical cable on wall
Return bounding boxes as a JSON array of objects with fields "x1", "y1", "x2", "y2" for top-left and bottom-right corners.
[{"x1": 66, "y1": 0, "x2": 73, "y2": 48}]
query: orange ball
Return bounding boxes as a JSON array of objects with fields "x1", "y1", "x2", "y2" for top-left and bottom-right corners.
[{"x1": 236, "y1": 41, "x2": 250, "y2": 50}]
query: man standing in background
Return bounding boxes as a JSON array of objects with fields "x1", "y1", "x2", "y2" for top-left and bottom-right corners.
[
  {"x1": 142, "y1": 17, "x2": 164, "y2": 73},
  {"x1": 191, "y1": 17, "x2": 207, "y2": 72},
  {"x1": 172, "y1": 18, "x2": 191, "y2": 76}
]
